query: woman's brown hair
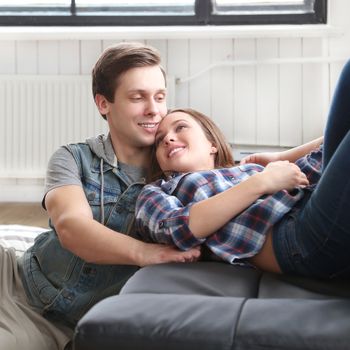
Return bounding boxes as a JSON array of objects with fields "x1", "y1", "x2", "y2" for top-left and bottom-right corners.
[{"x1": 148, "y1": 108, "x2": 234, "y2": 182}]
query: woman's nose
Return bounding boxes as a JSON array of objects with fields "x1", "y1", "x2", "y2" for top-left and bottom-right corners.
[{"x1": 164, "y1": 134, "x2": 175, "y2": 145}]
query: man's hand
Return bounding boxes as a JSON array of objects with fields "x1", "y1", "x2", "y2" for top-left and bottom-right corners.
[{"x1": 136, "y1": 243, "x2": 201, "y2": 267}]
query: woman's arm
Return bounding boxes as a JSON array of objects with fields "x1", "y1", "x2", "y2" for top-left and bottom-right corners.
[
  {"x1": 135, "y1": 184, "x2": 207, "y2": 251},
  {"x1": 189, "y1": 161, "x2": 309, "y2": 239},
  {"x1": 240, "y1": 136, "x2": 323, "y2": 166},
  {"x1": 278, "y1": 136, "x2": 324, "y2": 163}
]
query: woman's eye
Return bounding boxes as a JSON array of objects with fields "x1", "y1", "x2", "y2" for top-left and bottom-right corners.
[{"x1": 176, "y1": 124, "x2": 186, "y2": 132}]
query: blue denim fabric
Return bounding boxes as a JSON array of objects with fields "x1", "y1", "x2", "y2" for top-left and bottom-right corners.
[
  {"x1": 20, "y1": 140, "x2": 142, "y2": 327},
  {"x1": 273, "y1": 60, "x2": 350, "y2": 279}
]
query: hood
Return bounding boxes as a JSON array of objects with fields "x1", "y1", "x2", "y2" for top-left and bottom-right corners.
[
  {"x1": 86, "y1": 133, "x2": 116, "y2": 167},
  {"x1": 86, "y1": 133, "x2": 116, "y2": 225}
]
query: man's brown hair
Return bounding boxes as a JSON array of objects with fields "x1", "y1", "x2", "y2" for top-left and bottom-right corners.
[{"x1": 92, "y1": 42, "x2": 166, "y2": 119}]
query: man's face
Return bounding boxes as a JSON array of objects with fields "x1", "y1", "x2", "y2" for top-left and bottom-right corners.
[{"x1": 104, "y1": 65, "x2": 167, "y2": 150}]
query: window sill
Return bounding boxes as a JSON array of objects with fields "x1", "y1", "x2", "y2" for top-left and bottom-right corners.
[{"x1": 0, "y1": 24, "x2": 342, "y2": 41}]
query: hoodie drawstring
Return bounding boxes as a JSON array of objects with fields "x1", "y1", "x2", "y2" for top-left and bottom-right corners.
[{"x1": 100, "y1": 158, "x2": 105, "y2": 224}]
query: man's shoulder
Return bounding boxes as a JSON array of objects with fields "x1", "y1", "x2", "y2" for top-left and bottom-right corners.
[
  {"x1": 65, "y1": 142, "x2": 90, "y2": 153},
  {"x1": 64, "y1": 134, "x2": 108, "y2": 160}
]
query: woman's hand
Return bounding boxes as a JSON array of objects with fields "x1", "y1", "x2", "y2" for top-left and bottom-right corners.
[
  {"x1": 240, "y1": 152, "x2": 281, "y2": 166},
  {"x1": 258, "y1": 160, "x2": 309, "y2": 194}
]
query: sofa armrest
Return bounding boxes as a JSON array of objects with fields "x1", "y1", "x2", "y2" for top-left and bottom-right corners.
[
  {"x1": 74, "y1": 293, "x2": 244, "y2": 350},
  {"x1": 73, "y1": 262, "x2": 350, "y2": 350}
]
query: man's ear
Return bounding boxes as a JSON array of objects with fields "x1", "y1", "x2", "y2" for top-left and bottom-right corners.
[{"x1": 95, "y1": 94, "x2": 109, "y2": 116}]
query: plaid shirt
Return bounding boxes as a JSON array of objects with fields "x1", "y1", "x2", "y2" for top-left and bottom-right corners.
[{"x1": 135, "y1": 146, "x2": 322, "y2": 265}]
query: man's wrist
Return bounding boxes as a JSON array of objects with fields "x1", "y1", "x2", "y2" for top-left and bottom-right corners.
[{"x1": 129, "y1": 238, "x2": 145, "y2": 266}]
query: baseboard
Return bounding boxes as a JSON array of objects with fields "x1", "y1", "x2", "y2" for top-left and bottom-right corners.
[{"x1": 0, "y1": 179, "x2": 45, "y2": 202}]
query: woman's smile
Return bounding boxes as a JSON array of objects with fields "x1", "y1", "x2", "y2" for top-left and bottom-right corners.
[{"x1": 168, "y1": 146, "x2": 186, "y2": 158}]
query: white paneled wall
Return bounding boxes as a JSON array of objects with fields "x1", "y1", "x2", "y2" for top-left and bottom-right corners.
[
  {"x1": 256, "y1": 38, "x2": 279, "y2": 146},
  {"x1": 1, "y1": 0, "x2": 350, "y2": 201}
]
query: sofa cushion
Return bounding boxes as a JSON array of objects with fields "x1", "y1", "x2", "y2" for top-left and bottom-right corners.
[
  {"x1": 121, "y1": 262, "x2": 350, "y2": 299},
  {"x1": 121, "y1": 262, "x2": 262, "y2": 297}
]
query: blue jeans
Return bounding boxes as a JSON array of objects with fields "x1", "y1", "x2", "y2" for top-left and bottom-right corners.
[{"x1": 273, "y1": 60, "x2": 350, "y2": 279}]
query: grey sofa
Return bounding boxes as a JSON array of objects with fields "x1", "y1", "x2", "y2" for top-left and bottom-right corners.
[{"x1": 73, "y1": 262, "x2": 350, "y2": 350}]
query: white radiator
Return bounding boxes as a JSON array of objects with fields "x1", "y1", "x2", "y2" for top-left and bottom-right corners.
[{"x1": 0, "y1": 75, "x2": 107, "y2": 179}]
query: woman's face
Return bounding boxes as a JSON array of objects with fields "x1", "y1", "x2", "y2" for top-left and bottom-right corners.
[{"x1": 155, "y1": 111, "x2": 217, "y2": 173}]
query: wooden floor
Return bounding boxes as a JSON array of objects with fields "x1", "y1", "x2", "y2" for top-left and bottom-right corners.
[{"x1": 0, "y1": 203, "x2": 49, "y2": 228}]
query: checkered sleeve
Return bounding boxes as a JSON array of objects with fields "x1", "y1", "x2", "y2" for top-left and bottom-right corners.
[
  {"x1": 135, "y1": 184, "x2": 205, "y2": 250},
  {"x1": 295, "y1": 144, "x2": 323, "y2": 186}
]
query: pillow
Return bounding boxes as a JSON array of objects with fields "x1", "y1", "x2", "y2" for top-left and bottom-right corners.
[{"x1": 0, "y1": 225, "x2": 48, "y2": 256}]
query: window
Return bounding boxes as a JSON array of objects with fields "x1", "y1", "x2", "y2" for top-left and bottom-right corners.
[
  {"x1": 0, "y1": 0, "x2": 327, "y2": 26},
  {"x1": 210, "y1": 0, "x2": 327, "y2": 24}
]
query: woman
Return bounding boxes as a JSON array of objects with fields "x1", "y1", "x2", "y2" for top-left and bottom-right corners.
[{"x1": 135, "y1": 61, "x2": 350, "y2": 279}]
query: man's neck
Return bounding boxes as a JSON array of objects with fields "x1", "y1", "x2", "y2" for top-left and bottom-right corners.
[{"x1": 110, "y1": 136, "x2": 152, "y2": 168}]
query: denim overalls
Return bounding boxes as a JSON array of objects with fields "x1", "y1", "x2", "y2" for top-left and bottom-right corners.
[{"x1": 19, "y1": 135, "x2": 144, "y2": 327}]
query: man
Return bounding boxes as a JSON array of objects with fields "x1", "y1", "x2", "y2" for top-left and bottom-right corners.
[{"x1": 1, "y1": 42, "x2": 200, "y2": 350}]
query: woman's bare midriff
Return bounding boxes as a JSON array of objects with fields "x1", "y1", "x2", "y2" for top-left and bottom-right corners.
[{"x1": 247, "y1": 228, "x2": 282, "y2": 274}]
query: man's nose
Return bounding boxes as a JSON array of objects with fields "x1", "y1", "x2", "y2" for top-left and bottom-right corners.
[{"x1": 145, "y1": 98, "x2": 158, "y2": 116}]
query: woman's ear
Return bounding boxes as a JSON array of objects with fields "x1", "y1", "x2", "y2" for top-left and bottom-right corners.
[
  {"x1": 95, "y1": 94, "x2": 110, "y2": 116},
  {"x1": 210, "y1": 145, "x2": 218, "y2": 154}
]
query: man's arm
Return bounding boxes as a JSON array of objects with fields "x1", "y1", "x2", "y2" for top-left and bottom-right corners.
[{"x1": 45, "y1": 185, "x2": 200, "y2": 266}]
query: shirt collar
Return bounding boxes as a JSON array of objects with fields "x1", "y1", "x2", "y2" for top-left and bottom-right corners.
[{"x1": 159, "y1": 172, "x2": 189, "y2": 194}]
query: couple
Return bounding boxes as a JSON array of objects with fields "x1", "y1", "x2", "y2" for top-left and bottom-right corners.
[{"x1": 1, "y1": 41, "x2": 349, "y2": 349}]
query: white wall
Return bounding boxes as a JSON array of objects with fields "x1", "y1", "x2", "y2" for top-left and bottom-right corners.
[
  {"x1": 328, "y1": 0, "x2": 350, "y2": 90},
  {"x1": 0, "y1": 0, "x2": 350, "y2": 202}
]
